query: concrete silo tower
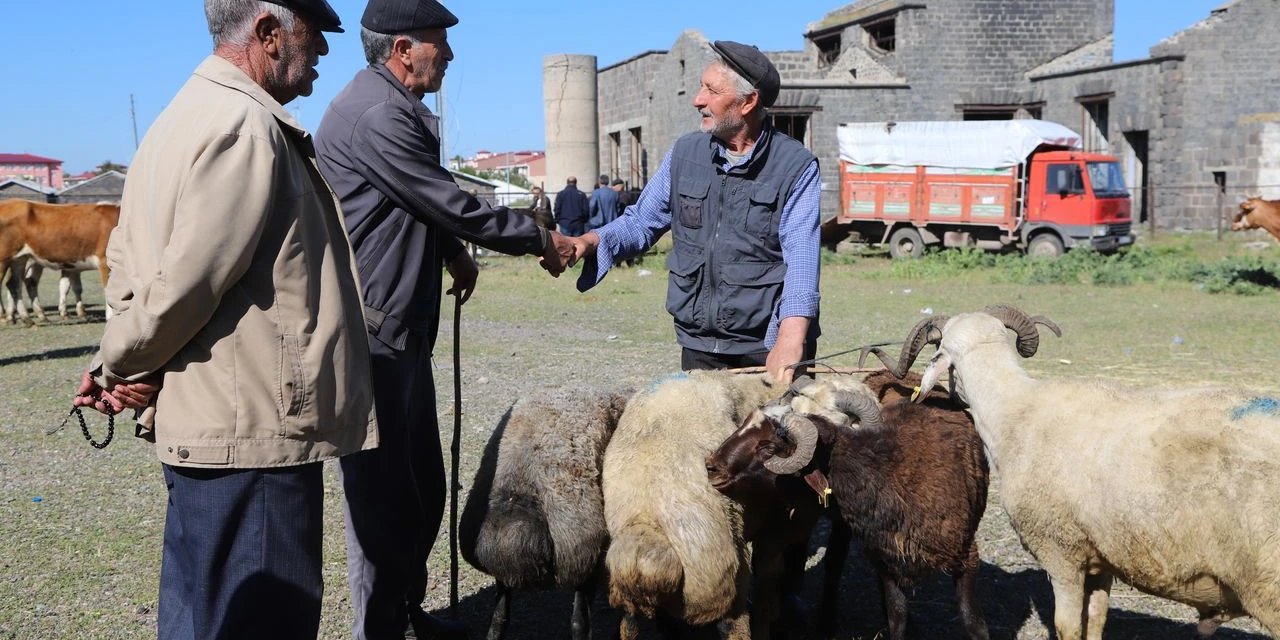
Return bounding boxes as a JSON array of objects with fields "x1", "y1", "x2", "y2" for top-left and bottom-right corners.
[{"x1": 543, "y1": 54, "x2": 599, "y2": 193}]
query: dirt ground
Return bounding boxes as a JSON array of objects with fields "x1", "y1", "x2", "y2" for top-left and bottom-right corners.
[{"x1": 0, "y1": 248, "x2": 1275, "y2": 639}]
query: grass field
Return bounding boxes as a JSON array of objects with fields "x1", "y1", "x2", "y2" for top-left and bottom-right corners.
[{"x1": 0, "y1": 231, "x2": 1275, "y2": 639}]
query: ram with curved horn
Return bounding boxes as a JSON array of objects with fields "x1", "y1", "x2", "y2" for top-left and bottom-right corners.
[
  {"x1": 708, "y1": 372, "x2": 991, "y2": 640},
  {"x1": 914, "y1": 305, "x2": 1280, "y2": 639}
]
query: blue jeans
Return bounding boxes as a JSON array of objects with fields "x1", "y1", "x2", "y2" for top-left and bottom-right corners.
[{"x1": 157, "y1": 463, "x2": 324, "y2": 640}]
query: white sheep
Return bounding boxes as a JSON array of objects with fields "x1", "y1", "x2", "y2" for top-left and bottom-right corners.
[
  {"x1": 898, "y1": 305, "x2": 1280, "y2": 639},
  {"x1": 602, "y1": 370, "x2": 786, "y2": 639}
]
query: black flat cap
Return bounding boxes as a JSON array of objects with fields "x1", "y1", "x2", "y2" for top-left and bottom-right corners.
[
  {"x1": 361, "y1": 0, "x2": 459, "y2": 33},
  {"x1": 261, "y1": 0, "x2": 344, "y2": 33},
  {"x1": 709, "y1": 40, "x2": 780, "y2": 108}
]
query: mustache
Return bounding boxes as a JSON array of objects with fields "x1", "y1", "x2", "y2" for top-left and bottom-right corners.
[{"x1": 699, "y1": 109, "x2": 713, "y2": 117}]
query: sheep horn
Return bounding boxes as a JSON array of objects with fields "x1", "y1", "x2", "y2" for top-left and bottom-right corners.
[
  {"x1": 830, "y1": 389, "x2": 884, "y2": 430},
  {"x1": 982, "y1": 305, "x2": 1062, "y2": 357},
  {"x1": 862, "y1": 315, "x2": 950, "y2": 377},
  {"x1": 762, "y1": 414, "x2": 819, "y2": 475}
]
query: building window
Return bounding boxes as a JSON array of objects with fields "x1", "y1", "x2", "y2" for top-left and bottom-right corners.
[
  {"x1": 609, "y1": 132, "x2": 622, "y2": 183},
  {"x1": 770, "y1": 111, "x2": 814, "y2": 149},
  {"x1": 962, "y1": 108, "x2": 1017, "y2": 121},
  {"x1": 1079, "y1": 97, "x2": 1110, "y2": 152},
  {"x1": 629, "y1": 127, "x2": 644, "y2": 187},
  {"x1": 864, "y1": 16, "x2": 896, "y2": 52},
  {"x1": 813, "y1": 33, "x2": 841, "y2": 67}
]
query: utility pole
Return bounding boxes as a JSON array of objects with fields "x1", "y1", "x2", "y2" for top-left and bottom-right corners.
[
  {"x1": 435, "y1": 86, "x2": 447, "y2": 167},
  {"x1": 130, "y1": 94, "x2": 139, "y2": 150}
]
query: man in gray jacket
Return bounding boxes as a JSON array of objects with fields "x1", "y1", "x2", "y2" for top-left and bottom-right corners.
[
  {"x1": 74, "y1": 1, "x2": 375, "y2": 638},
  {"x1": 315, "y1": 1, "x2": 575, "y2": 638}
]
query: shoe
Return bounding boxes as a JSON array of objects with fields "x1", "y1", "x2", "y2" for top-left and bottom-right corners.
[{"x1": 406, "y1": 608, "x2": 469, "y2": 640}]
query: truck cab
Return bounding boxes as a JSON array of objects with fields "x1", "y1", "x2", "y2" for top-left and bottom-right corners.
[{"x1": 1022, "y1": 151, "x2": 1133, "y2": 257}]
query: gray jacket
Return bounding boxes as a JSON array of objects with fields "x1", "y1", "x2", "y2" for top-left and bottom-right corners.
[{"x1": 316, "y1": 64, "x2": 549, "y2": 352}]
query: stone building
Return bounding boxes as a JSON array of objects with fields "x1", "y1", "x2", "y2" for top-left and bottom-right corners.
[
  {"x1": 57, "y1": 170, "x2": 126, "y2": 204},
  {"x1": 588, "y1": 0, "x2": 1279, "y2": 230}
]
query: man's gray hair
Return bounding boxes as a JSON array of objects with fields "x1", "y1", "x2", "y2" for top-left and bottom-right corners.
[
  {"x1": 362, "y1": 27, "x2": 421, "y2": 65},
  {"x1": 711, "y1": 60, "x2": 766, "y2": 122},
  {"x1": 206, "y1": 0, "x2": 295, "y2": 47}
]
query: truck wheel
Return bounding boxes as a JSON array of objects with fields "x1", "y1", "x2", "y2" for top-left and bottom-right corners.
[
  {"x1": 1027, "y1": 234, "x2": 1065, "y2": 259},
  {"x1": 888, "y1": 227, "x2": 924, "y2": 259}
]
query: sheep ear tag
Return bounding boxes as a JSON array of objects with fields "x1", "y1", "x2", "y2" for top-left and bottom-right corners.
[{"x1": 803, "y1": 469, "x2": 832, "y2": 508}]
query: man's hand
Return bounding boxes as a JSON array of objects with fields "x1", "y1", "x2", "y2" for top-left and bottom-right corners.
[
  {"x1": 570, "y1": 231, "x2": 601, "y2": 265},
  {"x1": 73, "y1": 371, "x2": 162, "y2": 415},
  {"x1": 539, "y1": 231, "x2": 578, "y2": 277},
  {"x1": 765, "y1": 317, "x2": 812, "y2": 385},
  {"x1": 446, "y1": 250, "x2": 479, "y2": 304}
]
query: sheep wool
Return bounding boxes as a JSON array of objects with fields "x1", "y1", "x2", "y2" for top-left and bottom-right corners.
[
  {"x1": 924, "y1": 311, "x2": 1280, "y2": 640},
  {"x1": 460, "y1": 386, "x2": 629, "y2": 591},
  {"x1": 602, "y1": 370, "x2": 784, "y2": 628}
]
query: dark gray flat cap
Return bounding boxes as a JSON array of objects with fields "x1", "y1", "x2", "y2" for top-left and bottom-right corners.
[
  {"x1": 709, "y1": 40, "x2": 780, "y2": 108},
  {"x1": 361, "y1": 0, "x2": 459, "y2": 32},
  {"x1": 261, "y1": 0, "x2": 344, "y2": 32}
]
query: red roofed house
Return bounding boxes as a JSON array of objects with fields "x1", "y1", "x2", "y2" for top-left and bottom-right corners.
[{"x1": 0, "y1": 153, "x2": 64, "y2": 189}]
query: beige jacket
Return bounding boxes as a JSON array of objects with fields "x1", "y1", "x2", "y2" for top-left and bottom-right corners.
[{"x1": 96, "y1": 56, "x2": 377, "y2": 468}]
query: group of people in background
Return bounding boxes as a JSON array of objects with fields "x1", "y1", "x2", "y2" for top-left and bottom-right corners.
[
  {"x1": 70, "y1": 0, "x2": 819, "y2": 638},
  {"x1": 546, "y1": 173, "x2": 639, "y2": 238}
]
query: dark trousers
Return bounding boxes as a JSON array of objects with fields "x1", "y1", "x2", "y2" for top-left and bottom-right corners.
[
  {"x1": 680, "y1": 341, "x2": 818, "y2": 375},
  {"x1": 157, "y1": 463, "x2": 324, "y2": 640},
  {"x1": 558, "y1": 220, "x2": 584, "y2": 237},
  {"x1": 341, "y1": 333, "x2": 445, "y2": 640}
]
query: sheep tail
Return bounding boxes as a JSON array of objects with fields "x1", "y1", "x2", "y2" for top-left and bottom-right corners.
[
  {"x1": 473, "y1": 493, "x2": 556, "y2": 589},
  {"x1": 606, "y1": 514, "x2": 684, "y2": 617}
]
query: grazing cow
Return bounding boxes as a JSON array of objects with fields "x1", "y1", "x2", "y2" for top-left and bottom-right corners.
[
  {"x1": 1232, "y1": 197, "x2": 1280, "y2": 243},
  {"x1": 0, "y1": 200, "x2": 119, "y2": 323}
]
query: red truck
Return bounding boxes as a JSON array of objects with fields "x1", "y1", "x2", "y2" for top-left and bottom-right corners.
[{"x1": 832, "y1": 120, "x2": 1133, "y2": 258}]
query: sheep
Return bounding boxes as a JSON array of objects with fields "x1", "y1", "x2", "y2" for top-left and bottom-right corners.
[
  {"x1": 891, "y1": 304, "x2": 1280, "y2": 639},
  {"x1": 707, "y1": 370, "x2": 991, "y2": 640},
  {"x1": 459, "y1": 386, "x2": 630, "y2": 640},
  {"x1": 602, "y1": 370, "x2": 789, "y2": 639}
]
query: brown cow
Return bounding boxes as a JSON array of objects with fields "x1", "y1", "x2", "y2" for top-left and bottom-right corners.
[
  {"x1": 0, "y1": 200, "x2": 119, "y2": 323},
  {"x1": 1232, "y1": 197, "x2": 1280, "y2": 243}
]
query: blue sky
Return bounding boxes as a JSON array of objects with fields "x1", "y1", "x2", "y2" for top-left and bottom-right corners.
[{"x1": 0, "y1": 0, "x2": 1224, "y2": 173}]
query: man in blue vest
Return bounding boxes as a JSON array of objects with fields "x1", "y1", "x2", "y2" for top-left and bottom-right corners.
[{"x1": 571, "y1": 40, "x2": 820, "y2": 384}]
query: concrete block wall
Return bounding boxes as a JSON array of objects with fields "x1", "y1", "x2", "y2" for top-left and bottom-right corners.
[
  {"x1": 1150, "y1": 0, "x2": 1280, "y2": 228},
  {"x1": 587, "y1": 0, "x2": 1276, "y2": 230}
]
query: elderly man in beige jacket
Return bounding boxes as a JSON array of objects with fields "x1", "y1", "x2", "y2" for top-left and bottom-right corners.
[{"x1": 72, "y1": 1, "x2": 375, "y2": 638}]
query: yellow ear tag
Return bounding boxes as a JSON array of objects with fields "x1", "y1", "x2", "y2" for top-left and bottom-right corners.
[
  {"x1": 820, "y1": 487, "x2": 833, "y2": 509},
  {"x1": 910, "y1": 386, "x2": 922, "y2": 402}
]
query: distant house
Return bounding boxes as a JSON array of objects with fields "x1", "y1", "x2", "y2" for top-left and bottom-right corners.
[
  {"x1": 0, "y1": 178, "x2": 57, "y2": 203},
  {"x1": 457, "y1": 150, "x2": 548, "y2": 190},
  {"x1": 0, "y1": 153, "x2": 65, "y2": 190},
  {"x1": 58, "y1": 170, "x2": 126, "y2": 204},
  {"x1": 450, "y1": 168, "x2": 499, "y2": 205}
]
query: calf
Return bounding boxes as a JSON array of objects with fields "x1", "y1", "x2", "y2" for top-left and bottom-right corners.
[
  {"x1": 0, "y1": 200, "x2": 119, "y2": 323},
  {"x1": 1231, "y1": 197, "x2": 1280, "y2": 243}
]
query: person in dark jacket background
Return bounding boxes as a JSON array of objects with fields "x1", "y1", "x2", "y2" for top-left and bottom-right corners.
[
  {"x1": 314, "y1": 0, "x2": 575, "y2": 638},
  {"x1": 553, "y1": 176, "x2": 588, "y2": 236},
  {"x1": 587, "y1": 173, "x2": 621, "y2": 233}
]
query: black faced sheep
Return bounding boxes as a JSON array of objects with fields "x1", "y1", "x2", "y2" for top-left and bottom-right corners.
[
  {"x1": 899, "y1": 305, "x2": 1280, "y2": 639},
  {"x1": 459, "y1": 386, "x2": 630, "y2": 640},
  {"x1": 602, "y1": 370, "x2": 787, "y2": 639},
  {"x1": 707, "y1": 370, "x2": 991, "y2": 640}
]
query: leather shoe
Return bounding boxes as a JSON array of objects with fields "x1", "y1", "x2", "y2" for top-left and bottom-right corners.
[{"x1": 406, "y1": 607, "x2": 468, "y2": 640}]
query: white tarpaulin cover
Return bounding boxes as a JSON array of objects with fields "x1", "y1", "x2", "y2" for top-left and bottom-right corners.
[{"x1": 837, "y1": 120, "x2": 1083, "y2": 169}]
